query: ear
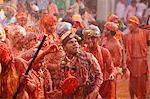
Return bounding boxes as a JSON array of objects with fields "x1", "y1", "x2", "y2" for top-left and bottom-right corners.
[{"x1": 63, "y1": 45, "x2": 67, "y2": 51}]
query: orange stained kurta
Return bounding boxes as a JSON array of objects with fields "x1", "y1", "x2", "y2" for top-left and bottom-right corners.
[
  {"x1": 27, "y1": 69, "x2": 45, "y2": 99},
  {"x1": 125, "y1": 28, "x2": 148, "y2": 76},
  {"x1": 99, "y1": 46, "x2": 116, "y2": 99},
  {"x1": 45, "y1": 45, "x2": 65, "y2": 91},
  {"x1": 86, "y1": 45, "x2": 116, "y2": 99},
  {"x1": 125, "y1": 28, "x2": 148, "y2": 99},
  {"x1": 0, "y1": 58, "x2": 28, "y2": 98},
  {"x1": 86, "y1": 45, "x2": 114, "y2": 80},
  {"x1": 102, "y1": 37, "x2": 123, "y2": 67},
  {"x1": 60, "y1": 50, "x2": 103, "y2": 98}
]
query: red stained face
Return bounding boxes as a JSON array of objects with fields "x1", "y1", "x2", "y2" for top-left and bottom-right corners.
[{"x1": 64, "y1": 38, "x2": 80, "y2": 54}]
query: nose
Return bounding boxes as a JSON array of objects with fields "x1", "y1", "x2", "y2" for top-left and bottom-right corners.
[{"x1": 71, "y1": 39, "x2": 78, "y2": 44}]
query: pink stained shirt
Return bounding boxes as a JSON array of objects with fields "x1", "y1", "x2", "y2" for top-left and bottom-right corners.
[
  {"x1": 124, "y1": 5, "x2": 136, "y2": 22},
  {"x1": 48, "y1": 3, "x2": 59, "y2": 16}
]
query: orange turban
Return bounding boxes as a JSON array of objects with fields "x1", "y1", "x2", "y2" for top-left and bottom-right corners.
[
  {"x1": 107, "y1": 14, "x2": 119, "y2": 22},
  {"x1": 72, "y1": 14, "x2": 83, "y2": 28},
  {"x1": 16, "y1": 12, "x2": 28, "y2": 20},
  {"x1": 128, "y1": 16, "x2": 140, "y2": 25},
  {"x1": 104, "y1": 22, "x2": 118, "y2": 32},
  {"x1": 72, "y1": 14, "x2": 82, "y2": 23},
  {"x1": 40, "y1": 15, "x2": 57, "y2": 27}
]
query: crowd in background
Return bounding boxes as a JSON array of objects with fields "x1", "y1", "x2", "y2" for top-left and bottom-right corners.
[
  {"x1": 0, "y1": 0, "x2": 150, "y2": 99},
  {"x1": 116, "y1": 0, "x2": 150, "y2": 24}
]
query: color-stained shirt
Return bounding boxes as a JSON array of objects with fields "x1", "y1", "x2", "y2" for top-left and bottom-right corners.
[
  {"x1": 48, "y1": 3, "x2": 59, "y2": 15},
  {"x1": 0, "y1": 58, "x2": 28, "y2": 98},
  {"x1": 124, "y1": 5, "x2": 136, "y2": 22},
  {"x1": 60, "y1": 50, "x2": 103, "y2": 97},
  {"x1": 102, "y1": 37, "x2": 123, "y2": 67},
  {"x1": 86, "y1": 45, "x2": 115, "y2": 81},
  {"x1": 125, "y1": 28, "x2": 148, "y2": 77},
  {"x1": 116, "y1": 1, "x2": 125, "y2": 18}
]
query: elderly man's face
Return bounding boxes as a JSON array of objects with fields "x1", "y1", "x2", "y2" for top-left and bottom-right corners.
[
  {"x1": 84, "y1": 34, "x2": 94, "y2": 47},
  {"x1": 63, "y1": 38, "x2": 80, "y2": 55},
  {"x1": 45, "y1": 24, "x2": 56, "y2": 34},
  {"x1": 128, "y1": 22, "x2": 138, "y2": 32},
  {"x1": 84, "y1": 34, "x2": 100, "y2": 49}
]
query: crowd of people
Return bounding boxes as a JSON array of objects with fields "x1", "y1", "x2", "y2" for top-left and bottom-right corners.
[
  {"x1": 116, "y1": 0, "x2": 150, "y2": 24},
  {"x1": 0, "y1": 0, "x2": 150, "y2": 98}
]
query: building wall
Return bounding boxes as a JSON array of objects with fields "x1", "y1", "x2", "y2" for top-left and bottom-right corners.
[{"x1": 97, "y1": 0, "x2": 116, "y2": 21}]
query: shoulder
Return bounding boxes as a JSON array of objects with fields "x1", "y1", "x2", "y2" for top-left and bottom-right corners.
[
  {"x1": 79, "y1": 50, "x2": 91, "y2": 58},
  {"x1": 147, "y1": 8, "x2": 150, "y2": 12},
  {"x1": 113, "y1": 37, "x2": 119, "y2": 43},
  {"x1": 14, "y1": 57, "x2": 28, "y2": 66},
  {"x1": 136, "y1": 3, "x2": 140, "y2": 7},
  {"x1": 13, "y1": 57, "x2": 28, "y2": 73},
  {"x1": 79, "y1": 50, "x2": 95, "y2": 61},
  {"x1": 124, "y1": 32, "x2": 131, "y2": 37},
  {"x1": 100, "y1": 46, "x2": 109, "y2": 54},
  {"x1": 127, "y1": 5, "x2": 132, "y2": 9},
  {"x1": 139, "y1": 28, "x2": 145, "y2": 33},
  {"x1": 139, "y1": 28, "x2": 148, "y2": 37},
  {"x1": 100, "y1": 46, "x2": 111, "y2": 57},
  {"x1": 52, "y1": 3, "x2": 57, "y2": 6},
  {"x1": 142, "y1": 3, "x2": 147, "y2": 8}
]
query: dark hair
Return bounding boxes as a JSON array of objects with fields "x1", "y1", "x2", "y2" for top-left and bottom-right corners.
[{"x1": 76, "y1": 28, "x2": 84, "y2": 44}]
